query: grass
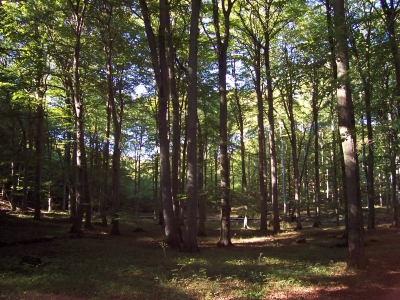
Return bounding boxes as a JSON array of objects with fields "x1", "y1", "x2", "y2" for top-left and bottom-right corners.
[{"x1": 1, "y1": 204, "x2": 400, "y2": 299}]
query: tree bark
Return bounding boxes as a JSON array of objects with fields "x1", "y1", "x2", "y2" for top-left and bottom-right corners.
[
  {"x1": 213, "y1": 0, "x2": 235, "y2": 247},
  {"x1": 333, "y1": 0, "x2": 367, "y2": 269},
  {"x1": 253, "y1": 41, "x2": 268, "y2": 231},
  {"x1": 264, "y1": 32, "x2": 280, "y2": 235},
  {"x1": 380, "y1": 0, "x2": 399, "y2": 227},
  {"x1": 312, "y1": 69, "x2": 321, "y2": 228},
  {"x1": 70, "y1": 0, "x2": 89, "y2": 234},
  {"x1": 197, "y1": 119, "x2": 206, "y2": 237},
  {"x1": 139, "y1": 0, "x2": 179, "y2": 248},
  {"x1": 184, "y1": 0, "x2": 201, "y2": 252}
]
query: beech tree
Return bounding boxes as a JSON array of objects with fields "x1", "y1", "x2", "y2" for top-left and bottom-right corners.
[
  {"x1": 333, "y1": 0, "x2": 367, "y2": 269},
  {"x1": 211, "y1": 0, "x2": 236, "y2": 247},
  {"x1": 139, "y1": 0, "x2": 180, "y2": 248},
  {"x1": 185, "y1": 0, "x2": 202, "y2": 252}
]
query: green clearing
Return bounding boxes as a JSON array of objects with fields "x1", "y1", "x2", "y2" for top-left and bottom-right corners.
[{"x1": 1, "y1": 207, "x2": 400, "y2": 299}]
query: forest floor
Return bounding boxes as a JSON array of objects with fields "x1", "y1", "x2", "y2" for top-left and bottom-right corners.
[{"x1": 1, "y1": 200, "x2": 400, "y2": 299}]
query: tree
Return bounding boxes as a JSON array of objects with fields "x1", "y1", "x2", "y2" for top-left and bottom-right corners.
[
  {"x1": 236, "y1": 7, "x2": 268, "y2": 231},
  {"x1": 185, "y1": 0, "x2": 202, "y2": 252},
  {"x1": 348, "y1": 0, "x2": 376, "y2": 229},
  {"x1": 380, "y1": 0, "x2": 400, "y2": 228},
  {"x1": 212, "y1": 0, "x2": 236, "y2": 247},
  {"x1": 333, "y1": 0, "x2": 367, "y2": 269},
  {"x1": 66, "y1": 0, "x2": 91, "y2": 234},
  {"x1": 139, "y1": 0, "x2": 180, "y2": 248}
]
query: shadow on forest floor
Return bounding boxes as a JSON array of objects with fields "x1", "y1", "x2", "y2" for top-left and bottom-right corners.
[{"x1": 1, "y1": 200, "x2": 400, "y2": 300}]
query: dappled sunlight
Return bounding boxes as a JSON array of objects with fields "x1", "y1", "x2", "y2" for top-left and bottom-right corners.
[{"x1": 1, "y1": 211, "x2": 400, "y2": 299}]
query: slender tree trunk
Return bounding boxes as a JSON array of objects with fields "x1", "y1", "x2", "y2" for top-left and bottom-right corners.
[
  {"x1": 140, "y1": 0, "x2": 179, "y2": 248},
  {"x1": 213, "y1": 0, "x2": 234, "y2": 247},
  {"x1": 380, "y1": 0, "x2": 399, "y2": 227},
  {"x1": 33, "y1": 23, "x2": 45, "y2": 220},
  {"x1": 331, "y1": 108, "x2": 340, "y2": 226},
  {"x1": 350, "y1": 18, "x2": 375, "y2": 229},
  {"x1": 184, "y1": 0, "x2": 201, "y2": 252},
  {"x1": 70, "y1": 0, "x2": 88, "y2": 234},
  {"x1": 100, "y1": 100, "x2": 110, "y2": 226},
  {"x1": 312, "y1": 72, "x2": 321, "y2": 228},
  {"x1": 197, "y1": 119, "x2": 206, "y2": 237},
  {"x1": 381, "y1": 0, "x2": 400, "y2": 116},
  {"x1": 166, "y1": 10, "x2": 182, "y2": 241},
  {"x1": 21, "y1": 119, "x2": 33, "y2": 212},
  {"x1": 264, "y1": 33, "x2": 280, "y2": 235},
  {"x1": 252, "y1": 41, "x2": 268, "y2": 231},
  {"x1": 388, "y1": 113, "x2": 398, "y2": 227},
  {"x1": 109, "y1": 57, "x2": 123, "y2": 236},
  {"x1": 333, "y1": 0, "x2": 367, "y2": 269},
  {"x1": 232, "y1": 60, "x2": 247, "y2": 194},
  {"x1": 280, "y1": 122, "x2": 287, "y2": 217}
]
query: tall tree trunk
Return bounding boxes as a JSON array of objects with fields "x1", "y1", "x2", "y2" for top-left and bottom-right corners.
[
  {"x1": 331, "y1": 108, "x2": 340, "y2": 226},
  {"x1": 280, "y1": 122, "x2": 287, "y2": 217},
  {"x1": 232, "y1": 60, "x2": 247, "y2": 194},
  {"x1": 381, "y1": 0, "x2": 400, "y2": 116},
  {"x1": 21, "y1": 117, "x2": 34, "y2": 212},
  {"x1": 349, "y1": 14, "x2": 375, "y2": 229},
  {"x1": 70, "y1": 0, "x2": 88, "y2": 234},
  {"x1": 213, "y1": 0, "x2": 235, "y2": 247},
  {"x1": 388, "y1": 113, "x2": 398, "y2": 227},
  {"x1": 251, "y1": 41, "x2": 268, "y2": 231},
  {"x1": 312, "y1": 69, "x2": 321, "y2": 228},
  {"x1": 264, "y1": 33, "x2": 280, "y2": 235},
  {"x1": 110, "y1": 76, "x2": 123, "y2": 235},
  {"x1": 380, "y1": 0, "x2": 399, "y2": 227},
  {"x1": 326, "y1": 0, "x2": 342, "y2": 228},
  {"x1": 100, "y1": 97, "x2": 110, "y2": 226},
  {"x1": 166, "y1": 9, "x2": 182, "y2": 240},
  {"x1": 197, "y1": 119, "x2": 206, "y2": 237},
  {"x1": 139, "y1": 0, "x2": 179, "y2": 248},
  {"x1": 33, "y1": 23, "x2": 45, "y2": 220},
  {"x1": 184, "y1": 0, "x2": 201, "y2": 252},
  {"x1": 333, "y1": 0, "x2": 367, "y2": 269}
]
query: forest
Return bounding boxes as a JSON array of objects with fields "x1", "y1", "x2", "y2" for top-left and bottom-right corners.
[{"x1": 0, "y1": 0, "x2": 399, "y2": 282}]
